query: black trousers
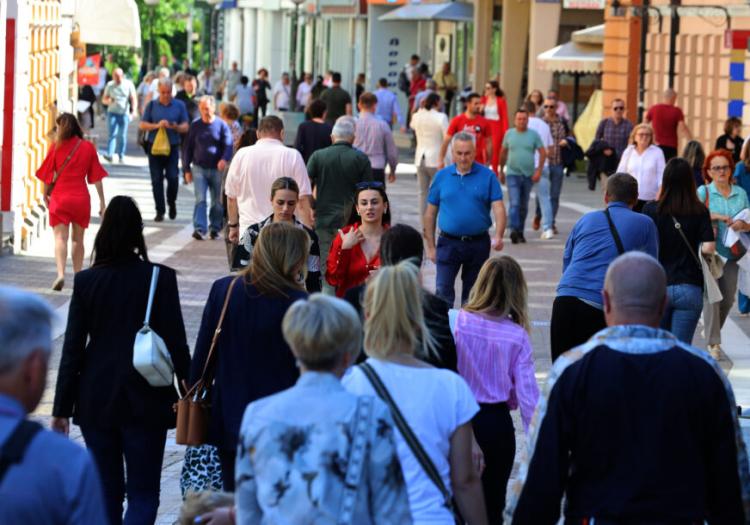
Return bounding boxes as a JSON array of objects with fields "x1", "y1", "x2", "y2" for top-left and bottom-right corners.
[
  {"x1": 550, "y1": 296, "x2": 607, "y2": 362},
  {"x1": 219, "y1": 448, "x2": 236, "y2": 492},
  {"x1": 658, "y1": 144, "x2": 677, "y2": 161},
  {"x1": 472, "y1": 402, "x2": 515, "y2": 525},
  {"x1": 372, "y1": 168, "x2": 386, "y2": 185}
]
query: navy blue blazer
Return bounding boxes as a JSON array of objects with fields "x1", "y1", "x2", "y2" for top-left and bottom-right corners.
[{"x1": 190, "y1": 275, "x2": 307, "y2": 452}]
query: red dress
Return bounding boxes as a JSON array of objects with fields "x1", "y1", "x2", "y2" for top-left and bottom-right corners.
[
  {"x1": 35, "y1": 138, "x2": 107, "y2": 228},
  {"x1": 326, "y1": 223, "x2": 387, "y2": 298}
]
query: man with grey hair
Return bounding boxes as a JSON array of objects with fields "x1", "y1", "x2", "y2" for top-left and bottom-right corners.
[
  {"x1": 424, "y1": 131, "x2": 506, "y2": 305},
  {"x1": 182, "y1": 95, "x2": 233, "y2": 240},
  {"x1": 139, "y1": 76, "x2": 189, "y2": 222},
  {"x1": 509, "y1": 252, "x2": 750, "y2": 524},
  {"x1": 645, "y1": 87, "x2": 692, "y2": 161},
  {"x1": 307, "y1": 116, "x2": 373, "y2": 294},
  {"x1": 102, "y1": 67, "x2": 137, "y2": 163},
  {"x1": 0, "y1": 287, "x2": 108, "y2": 523}
]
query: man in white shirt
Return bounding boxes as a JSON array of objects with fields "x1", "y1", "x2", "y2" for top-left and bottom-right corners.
[
  {"x1": 224, "y1": 61, "x2": 242, "y2": 101},
  {"x1": 272, "y1": 73, "x2": 292, "y2": 112},
  {"x1": 410, "y1": 92, "x2": 449, "y2": 229},
  {"x1": 225, "y1": 116, "x2": 313, "y2": 242},
  {"x1": 145, "y1": 67, "x2": 172, "y2": 106},
  {"x1": 296, "y1": 73, "x2": 313, "y2": 111},
  {"x1": 526, "y1": 101, "x2": 555, "y2": 240}
]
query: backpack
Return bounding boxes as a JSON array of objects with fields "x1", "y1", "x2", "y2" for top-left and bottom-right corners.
[{"x1": 397, "y1": 69, "x2": 410, "y2": 95}]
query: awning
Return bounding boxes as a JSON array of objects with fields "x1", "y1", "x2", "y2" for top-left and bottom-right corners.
[
  {"x1": 536, "y1": 41, "x2": 602, "y2": 74},
  {"x1": 571, "y1": 24, "x2": 604, "y2": 45},
  {"x1": 378, "y1": 2, "x2": 473, "y2": 23},
  {"x1": 74, "y1": 0, "x2": 142, "y2": 48}
]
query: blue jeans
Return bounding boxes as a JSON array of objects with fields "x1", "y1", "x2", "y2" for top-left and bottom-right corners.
[
  {"x1": 536, "y1": 164, "x2": 564, "y2": 227},
  {"x1": 106, "y1": 112, "x2": 129, "y2": 158},
  {"x1": 739, "y1": 291, "x2": 750, "y2": 314},
  {"x1": 534, "y1": 168, "x2": 553, "y2": 231},
  {"x1": 147, "y1": 146, "x2": 180, "y2": 215},
  {"x1": 660, "y1": 283, "x2": 703, "y2": 344},
  {"x1": 192, "y1": 165, "x2": 224, "y2": 234},
  {"x1": 80, "y1": 423, "x2": 166, "y2": 525},
  {"x1": 506, "y1": 174, "x2": 534, "y2": 233},
  {"x1": 435, "y1": 234, "x2": 490, "y2": 306}
]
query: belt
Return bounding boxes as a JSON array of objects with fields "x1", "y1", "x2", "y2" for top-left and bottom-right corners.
[{"x1": 440, "y1": 231, "x2": 488, "y2": 242}]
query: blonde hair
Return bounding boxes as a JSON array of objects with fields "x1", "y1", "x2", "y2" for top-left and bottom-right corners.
[
  {"x1": 283, "y1": 294, "x2": 361, "y2": 370},
  {"x1": 464, "y1": 256, "x2": 530, "y2": 333},
  {"x1": 179, "y1": 491, "x2": 234, "y2": 525},
  {"x1": 245, "y1": 222, "x2": 308, "y2": 297},
  {"x1": 629, "y1": 123, "x2": 654, "y2": 146},
  {"x1": 363, "y1": 261, "x2": 435, "y2": 359}
]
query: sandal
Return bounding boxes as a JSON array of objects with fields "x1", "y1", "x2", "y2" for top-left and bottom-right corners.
[{"x1": 52, "y1": 277, "x2": 64, "y2": 291}]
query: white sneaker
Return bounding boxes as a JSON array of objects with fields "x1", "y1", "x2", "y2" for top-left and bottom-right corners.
[
  {"x1": 540, "y1": 229, "x2": 555, "y2": 240},
  {"x1": 707, "y1": 344, "x2": 722, "y2": 361}
]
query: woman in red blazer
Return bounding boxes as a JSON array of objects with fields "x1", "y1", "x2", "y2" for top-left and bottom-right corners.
[
  {"x1": 326, "y1": 182, "x2": 391, "y2": 297},
  {"x1": 480, "y1": 80, "x2": 510, "y2": 174}
]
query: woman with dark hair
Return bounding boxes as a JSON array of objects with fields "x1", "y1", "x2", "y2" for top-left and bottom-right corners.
[
  {"x1": 327, "y1": 182, "x2": 390, "y2": 297},
  {"x1": 682, "y1": 140, "x2": 706, "y2": 189},
  {"x1": 715, "y1": 117, "x2": 743, "y2": 163},
  {"x1": 294, "y1": 98, "x2": 332, "y2": 163},
  {"x1": 35, "y1": 113, "x2": 107, "y2": 290},
  {"x1": 481, "y1": 80, "x2": 509, "y2": 174},
  {"x1": 51, "y1": 195, "x2": 191, "y2": 525},
  {"x1": 191, "y1": 222, "x2": 309, "y2": 490},
  {"x1": 643, "y1": 158, "x2": 715, "y2": 343}
]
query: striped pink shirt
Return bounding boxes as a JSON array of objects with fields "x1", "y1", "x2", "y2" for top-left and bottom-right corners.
[{"x1": 453, "y1": 309, "x2": 540, "y2": 431}]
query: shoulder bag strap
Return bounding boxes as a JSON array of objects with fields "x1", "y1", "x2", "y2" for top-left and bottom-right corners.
[
  {"x1": 338, "y1": 395, "x2": 374, "y2": 525},
  {"x1": 143, "y1": 266, "x2": 160, "y2": 326},
  {"x1": 359, "y1": 363, "x2": 453, "y2": 508},
  {"x1": 51, "y1": 139, "x2": 83, "y2": 187},
  {"x1": 670, "y1": 215, "x2": 702, "y2": 269},
  {"x1": 603, "y1": 208, "x2": 625, "y2": 255},
  {"x1": 0, "y1": 420, "x2": 43, "y2": 485}
]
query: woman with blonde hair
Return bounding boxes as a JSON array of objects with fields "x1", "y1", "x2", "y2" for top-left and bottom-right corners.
[
  {"x1": 343, "y1": 261, "x2": 489, "y2": 525},
  {"x1": 190, "y1": 222, "x2": 309, "y2": 490},
  {"x1": 450, "y1": 256, "x2": 539, "y2": 523},
  {"x1": 616, "y1": 123, "x2": 666, "y2": 211}
]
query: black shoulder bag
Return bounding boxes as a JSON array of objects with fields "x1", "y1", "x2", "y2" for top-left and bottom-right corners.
[
  {"x1": 359, "y1": 362, "x2": 464, "y2": 524},
  {"x1": 0, "y1": 420, "x2": 43, "y2": 484},
  {"x1": 604, "y1": 208, "x2": 625, "y2": 255}
]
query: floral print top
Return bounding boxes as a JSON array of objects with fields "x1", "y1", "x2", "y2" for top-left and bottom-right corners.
[{"x1": 235, "y1": 371, "x2": 413, "y2": 525}]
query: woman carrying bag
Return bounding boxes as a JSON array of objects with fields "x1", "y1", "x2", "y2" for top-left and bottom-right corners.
[{"x1": 51, "y1": 196, "x2": 191, "y2": 525}]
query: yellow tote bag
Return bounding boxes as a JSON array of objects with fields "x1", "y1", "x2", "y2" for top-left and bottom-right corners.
[{"x1": 151, "y1": 127, "x2": 171, "y2": 156}]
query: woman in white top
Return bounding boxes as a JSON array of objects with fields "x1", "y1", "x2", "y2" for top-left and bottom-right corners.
[
  {"x1": 410, "y1": 93, "x2": 449, "y2": 230},
  {"x1": 343, "y1": 261, "x2": 488, "y2": 525},
  {"x1": 616, "y1": 123, "x2": 666, "y2": 211}
]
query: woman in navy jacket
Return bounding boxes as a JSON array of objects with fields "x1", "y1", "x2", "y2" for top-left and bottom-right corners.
[
  {"x1": 190, "y1": 222, "x2": 310, "y2": 490},
  {"x1": 51, "y1": 196, "x2": 191, "y2": 525}
]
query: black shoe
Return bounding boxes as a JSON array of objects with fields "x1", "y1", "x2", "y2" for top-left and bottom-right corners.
[
  {"x1": 209, "y1": 230, "x2": 220, "y2": 240},
  {"x1": 510, "y1": 231, "x2": 520, "y2": 244},
  {"x1": 168, "y1": 203, "x2": 176, "y2": 220},
  {"x1": 520, "y1": 233, "x2": 527, "y2": 243},
  {"x1": 192, "y1": 230, "x2": 205, "y2": 241},
  {"x1": 154, "y1": 214, "x2": 164, "y2": 222}
]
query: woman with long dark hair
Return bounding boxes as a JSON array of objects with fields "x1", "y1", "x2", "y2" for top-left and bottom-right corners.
[
  {"x1": 51, "y1": 196, "x2": 190, "y2": 525},
  {"x1": 35, "y1": 113, "x2": 107, "y2": 290},
  {"x1": 326, "y1": 182, "x2": 391, "y2": 297},
  {"x1": 642, "y1": 158, "x2": 715, "y2": 344},
  {"x1": 481, "y1": 80, "x2": 509, "y2": 174}
]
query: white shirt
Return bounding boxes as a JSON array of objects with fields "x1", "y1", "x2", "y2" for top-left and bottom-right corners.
[
  {"x1": 528, "y1": 116, "x2": 553, "y2": 169},
  {"x1": 410, "y1": 108, "x2": 449, "y2": 168},
  {"x1": 296, "y1": 81, "x2": 312, "y2": 109},
  {"x1": 225, "y1": 138, "x2": 313, "y2": 232},
  {"x1": 616, "y1": 144, "x2": 666, "y2": 201},
  {"x1": 343, "y1": 359, "x2": 479, "y2": 525},
  {"x1": 272, "y1": 81, "x2": 291, "y2": 110}
]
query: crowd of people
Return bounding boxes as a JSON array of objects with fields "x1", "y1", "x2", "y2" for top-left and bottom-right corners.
[{"x1": 6, "y1": 53, "x2": 750, "y2": 525}]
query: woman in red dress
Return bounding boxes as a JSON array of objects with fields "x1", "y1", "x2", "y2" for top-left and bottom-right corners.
[
  {"x1": 480, "y1": 80, "x2": 509, "y2": 175},
  {"x1": 326, "y1": 182, "x2": 390, "y2": 297},
  {"x1": 35, "y1": 113, "x2": 107, "y2": 290}
]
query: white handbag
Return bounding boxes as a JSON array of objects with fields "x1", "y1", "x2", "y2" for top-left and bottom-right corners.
[{"x1": 133, "y1": 266, "x2": 174, "y2": 387}]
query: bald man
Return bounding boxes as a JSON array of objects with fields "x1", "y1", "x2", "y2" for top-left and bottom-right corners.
[
  {"x1": 645, "y1": 88, "x2": 692, "y2": 161},
  {"x1": 102, "y1": 68, "x2": 137, "y2": 163},
  {"x1": 509, "y1": 252, "x2": 749, "y2": 524}
]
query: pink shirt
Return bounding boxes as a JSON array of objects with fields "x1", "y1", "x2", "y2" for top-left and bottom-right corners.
[
  {"x1": 224, "y1": 138, "x2": 312, "y2": 232},
  {"x1": 453, "y1": 309, "x2": 539, "y2": 431}
]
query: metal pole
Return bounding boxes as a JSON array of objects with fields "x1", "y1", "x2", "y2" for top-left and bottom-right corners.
[
  {"x1": 638, "y1": 0, "x2": 649, "y2": 122},
  {"x1": 573, "y1": 73, "x2": 580, "y2": 123},
  {"x1": 187, "y1": 3, "x2": 194, "y2": 65},
  {"x1": 290, "y1": 4, "x2": 300, "y2": 110},
  {"x1": 148, "y1": 6, "x2": 154, "y2": 72}
]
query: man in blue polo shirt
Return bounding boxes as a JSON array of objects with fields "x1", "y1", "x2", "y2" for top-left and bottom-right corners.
[
  {"x1": 139, "y1": 78, "x2": 189, "y2": 222},
  {"x1": 424, "y1": 132, "x2": 506, "y2": 305},
  {"x1": 551, "y1": 173, "x2": 658, "y2": 361}
]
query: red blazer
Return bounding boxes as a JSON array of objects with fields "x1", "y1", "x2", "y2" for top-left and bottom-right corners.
[
  {"x1": 326, "y1": 223, "x2": 386, "y2": 298},
  {"x1": 480, "y1": 95, "x2": 510, "y2": 136}
]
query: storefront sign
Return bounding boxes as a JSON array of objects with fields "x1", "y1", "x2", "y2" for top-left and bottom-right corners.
[
  {"x1": 77, "y1": 53, "x2": 100, "y2": 86},
  {"x1": 563, "y1": 0, "x2": 605, "y2": 8}
]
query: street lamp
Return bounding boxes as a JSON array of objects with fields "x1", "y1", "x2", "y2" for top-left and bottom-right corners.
[
  {"x1": 144, "y1": 0, "x2": 159, "y2": 72},
  {"x1": 290, "y1": 0, "x2": 304, "y2": 110}
]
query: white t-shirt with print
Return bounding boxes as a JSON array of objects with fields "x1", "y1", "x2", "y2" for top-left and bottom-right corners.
[{"x1": 343, "y1": 359, "x2": 479, "y2": 525}]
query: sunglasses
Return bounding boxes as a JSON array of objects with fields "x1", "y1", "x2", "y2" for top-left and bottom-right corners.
[
  {"x1": 543, "y1": 105, "x2": 555, "y2": 109},
  {"x1": 355, "y1": 181, "x2": 385, "y2": 190},
  {"x1": 613, "y1": 106, "x2": 625, "y2": 111},
  {"x1": 709, "y1": 165, "x2": 731, "y2": 173}
]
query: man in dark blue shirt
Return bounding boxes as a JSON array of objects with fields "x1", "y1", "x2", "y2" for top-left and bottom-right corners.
[
  {"x1": 551, "y1": 173, "x2": 658, "y2": 361},
  {"x1": 424, "y1": 132, "x2": 507, "y2": 305},
  {"x1": 183, "y1": 96, "x2": 233, "y2": 240},
  {"x1": 139, "y1": 78, "x2": 189, "y2": 222}
]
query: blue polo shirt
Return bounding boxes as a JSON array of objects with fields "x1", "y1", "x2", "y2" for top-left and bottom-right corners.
[
  {"x1": 428, "y1": 162, "x2": 503, "y2": 236},
  {"x1": 142, "y1": 98, "x2": 189, "y2": 145},
  {"x1": 557, "y1": 202, "x2": 659, "y2": 305}
]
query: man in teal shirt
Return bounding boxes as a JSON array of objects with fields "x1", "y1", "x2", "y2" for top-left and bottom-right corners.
[{"x1": 500, "y1": 109, "x2": 546, "y2": 243}]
